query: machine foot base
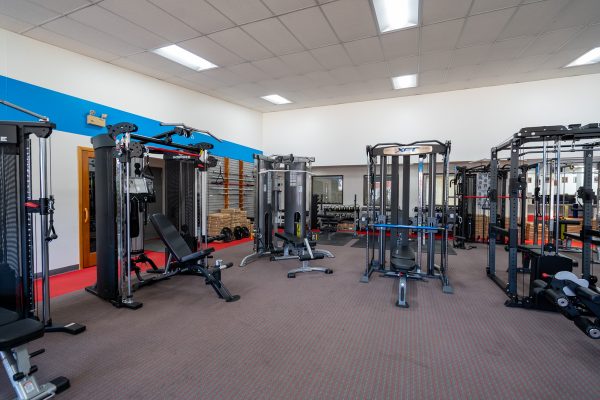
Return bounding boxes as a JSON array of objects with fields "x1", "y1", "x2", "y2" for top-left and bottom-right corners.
[
  {"x1": 325, "y1": 269, "x2": 333, "y2": 274},
  {"x1": 45, "y1": 322, "x2": 86, "y2": 335},
  {"x1": 396, "y1": 302, "x2": 409, "y2": 308},
  {"x1": 112, "y1": 299, "x2": 143, "y2": 310},
  {"x1": 226, "y1": 295, "x2": 241, "y2": 302},
  {"x1": 50, "y1": 377, "x2": 70, "y2": 394},
  {"x1": 442, "y1": 285, "x2": 454, "y2": 294},
  {"x1": 288, "y1": 273, "x2": 296, "y2": 278}
]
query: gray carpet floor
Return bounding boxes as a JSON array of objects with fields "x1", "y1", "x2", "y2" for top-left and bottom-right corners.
[{"x1": 2, "y1": 244, "x2": 599, "y2": 399}]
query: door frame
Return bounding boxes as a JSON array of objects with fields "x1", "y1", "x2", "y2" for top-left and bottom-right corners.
[{"x1": 78, "y1": 146, "x2": 95, "y2": 269}]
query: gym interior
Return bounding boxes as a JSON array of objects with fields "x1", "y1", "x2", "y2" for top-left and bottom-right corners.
[{"x1": 1, "y1": 1, "x2": 600, "y2": 399}]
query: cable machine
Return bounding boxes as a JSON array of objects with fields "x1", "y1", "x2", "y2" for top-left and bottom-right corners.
[
  {"x1": 487, "y1": 124, "x2": 600, "y2": 339},
  {"x1": 362, "y1": 141, "x2": 453, "y2": 308},
  {"x1": 87, "y1": 122, "x2": 237, "y2": 309},
  {"x1": 0, "y1": 100, "x2": 84, "y2": 399},
  {"x1": 240, "y1": 154, "x2": 334, "y2": 278}
]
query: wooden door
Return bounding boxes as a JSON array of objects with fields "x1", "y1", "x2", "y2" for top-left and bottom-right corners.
[{"x1": 78, "y1": 147, "x2": 96, "y2": 269}]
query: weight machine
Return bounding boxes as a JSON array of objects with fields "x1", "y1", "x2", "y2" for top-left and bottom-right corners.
[
  {"x1": 87, "y1": 122, "x2": 238, "y2": 309},
  {"x1": 487, "y1": 124, "x2": 600, "y2": 339},
  {"x1": 240, "y1": 154, "x2": 334, "y2": 278},
  {"x1": 0, "y1": 100, "x2": 84, "y2": 399},
  {"x1": 362, "y1": 141, "x2": 453, "y2": 308}
]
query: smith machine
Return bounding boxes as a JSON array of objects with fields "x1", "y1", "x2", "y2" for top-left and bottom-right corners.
[
  {"x1": 87, "y1": 122, "x2": 238, "y2": 309},
  {"x1": 241, "y1": 154, "x2": 334, "y2": 278},
  {"x1": 487, "y1": 124, "x2": 600, "y2": 339},
  {"x1": 362, "y1": 141, "x2": 453, "y2": 308}
]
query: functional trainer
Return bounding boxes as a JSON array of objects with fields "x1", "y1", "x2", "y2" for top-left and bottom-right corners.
[
  {"x1": 86, "y1": 122, "x2": 238, "y2": 309},
  {"x1": 362, "y1": 141, "x2": 453, "y2": 308}
]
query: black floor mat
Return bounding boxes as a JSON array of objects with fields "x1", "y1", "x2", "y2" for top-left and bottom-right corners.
[
  {"x1": 316, "y1": 232, "x2": 356, "y2": 246},
  {"x1": 351, "y1": 237, "x2": 457, "y2": 255}
]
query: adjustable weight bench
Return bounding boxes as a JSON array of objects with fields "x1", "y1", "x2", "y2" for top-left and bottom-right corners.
[
  {"x1": 0, "y1": 307, "x2": 70, "y2": 399},
  {"x1": 272, "y1": 232, "x2": 334, "y2": 278},
  {"x1": 150, "y1": 213, "x2": 240, "y2": 302}
]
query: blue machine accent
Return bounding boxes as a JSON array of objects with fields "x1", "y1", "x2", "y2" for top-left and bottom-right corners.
[
  {"x1": 0, "y1": 75, "x2": 261, "y2": 162},
  {"x1": 371, "y1": 224, "x2": 443, "y2": 231}
]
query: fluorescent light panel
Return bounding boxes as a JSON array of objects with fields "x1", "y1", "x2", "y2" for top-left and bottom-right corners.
[
  {"x1": 153, "y1": 45, "x2": 217, "y2": 71},
  {"x1": 261, "y1": 94, "x2": 292, "y2": 105},
  {"x1": 392, "y1": 74, "x2": 418, "y2": 89},
  {"x1": 372, "y1": 0, "x2": 419, "y2": 33},
  {"x1": 565, "y1": 47, "x2": 600, "y2": 68}
]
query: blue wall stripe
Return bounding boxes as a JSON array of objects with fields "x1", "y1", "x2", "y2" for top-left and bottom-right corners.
[{"x1": 0, "y1": 75, "x2": 261, "y2": 162}]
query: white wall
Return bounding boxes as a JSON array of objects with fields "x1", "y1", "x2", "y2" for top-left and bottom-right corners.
[
  {"x1": 0, "y1": 29, "x2": 263, "y2": 270},
  {"x1": 263, "y1": 73, "x2": 600, "y2": 166}
]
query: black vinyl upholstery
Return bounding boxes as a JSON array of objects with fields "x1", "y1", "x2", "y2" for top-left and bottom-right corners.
[
  {"x1": 150, "y1": 213, "x2": 214, "y2": 263},
  {"x1": 0, "y1": 307, "x2": 44, "y2": 351}
]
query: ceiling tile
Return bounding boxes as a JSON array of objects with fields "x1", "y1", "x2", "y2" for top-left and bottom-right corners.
[
  {"x1": 486, "y1": 36, "x2": 534, "y2": 61},
  {"x1": 205, "y1": 0, "x2": 272, "y2": 25},
  {"x1": 2, "y1": 0, "x2": 59, "y2": 25},
  {"x1": 279, "y1": 51, "x2": 323, "y2": 74},
  {"x1": 422, "y1": 0, "x2": 472, "y2": 25},
  {"x1": 387, "y1": 56, "x2": 418, "y2": 76},
  {"x1": 252, "y1": 57, "x2": 296, "y2": 78},
  {"x1": 25, "y1": 26, "x2": 119, "y2": 61},
  {"x1": 357, "y1": 62, "x2": 390, "y2": 80},
  {"x1": 118, "y1": 51, "x2": 197, "y2": 77},
  {"x1": 459, "y1": 8, "x2": 515, "y2": 47},
  {"x1": 380, "y1": 28, "x2": 419, "y2": 59},
  {"x1": 475, "y1": 60, "x2": 514, "y2": 78},
  {"x1": 321, "y1": 0, "x2": 377, "y2": 42},
  {"x1": 310, "y1": 44, "x2": 353, "y2": 69},
  {"x1": 523, "y1": 27, "x2": 581, "y2": 57},
  {"x1": 99, "y1": 0, "x2": 198, "y2": 42},
  {"x1": 178, "y1": 36, "x2": 244, "y2": 67},
  {"x1": 470, "y1": 0, "x2": 520, "y2": 15},
  {"x1": 450, "y1": 44, "x2": 491, "y2": 68},
  {"x1": 242, "y1": 18, "x2": 304, "y2": 56},
  {"x1": 304, "y1": 70, "x2": 338, "y2": 86},
  {"x1": 551, "y1": 0, "x2": 600, "y2": 31},
  {"x1": 209, "y1": 27, "x2": 273, "y2": 61},
  {"x1": 447, "y1": 65, "x2": 477, "y2": 81},
  {"x1": 69, "y1": 5, "x2": 169, "y2": 49},
  {"x1": 261, "y1": 0, "x2": 316, "y2": 15},
  {"x1": 499, "y1": 0, "x2": 570, "y2": 40},
  {"x1": 111, "y1": 55, "x2": 174, "y2": 80},
  {"x1": 344, "y1": 36, "x2": 385, "y2": 65},
  {"x1": 421, "y1": 19, "x2": 464, "y2": 52},
  {"x1": 42, "y1": 16, "x2": 142, "y2": 56},
  {"x1": 200, "y1": 68, "x2": 247, "y2": 86},
  {"x1": 509, "y1": 55, "x2": 546, "y2": 73},
  {"x1": 148, "y1": 0, "x2": 233, "y2": 34},
  {"x1": 329, "y1": 66, "x2": 362, "y2": 84},
  {"x1": 28, "y1": 0, "x2": 91, "y2": 14},
  {"x1": 0, "y1": 13, "x2": 34, "y2": 33},
  {"x1": 279, "y1": 7, "x2": 338, "y2": 49},
  {"x1": 227, "y1": 63, "x2": 270, "y2": 82},
  {"x1": 275, "y1": 75, "x2": 315, "y2": 91},
  {"x1": 178, "y1": 72, "x2": 226, "y2": 89},
  {"x1": 419, "y1": 70, "x2": 447, "y2": 86},
  {"x1": 420, "y1": 51, "x2": 452, "y2": 72},
  {"x1": 561, "y1": 24, "x2": 600, "y2": 52}
]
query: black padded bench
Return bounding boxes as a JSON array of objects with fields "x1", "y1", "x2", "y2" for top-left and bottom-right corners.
[
  {"x1": 150, "y1": 213, "x2": 240, "y2": 302},
  {"x1": 0, "y1": 307, "x2": 70, "y2": 399},
  {"x1": 517, "y1": 244, "x2": 579, "y2": 268}
]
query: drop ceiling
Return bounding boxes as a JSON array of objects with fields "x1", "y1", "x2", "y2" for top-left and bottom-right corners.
[{"x1": 1, "y1": 0, "x2": 600, "y2": 112}]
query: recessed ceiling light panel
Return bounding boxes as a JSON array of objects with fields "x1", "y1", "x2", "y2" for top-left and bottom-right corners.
[
  {"x1": 261, "y1": 94, "x2": 292, "y2": 105},
  {"x1": 392, "y1": 74, "x2": 418, "y2": 89},
  {"x1": 153, "y1": 45, "x2": 217, "y2": 71},
  {"x1": 372, "y1": 0, "x2": 419, "y2": 33},
  {"x1": 565, "y1": 47, "x2": 600, "y2": 68}
]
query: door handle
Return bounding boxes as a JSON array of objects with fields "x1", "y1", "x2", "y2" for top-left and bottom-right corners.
[{"x1": 84, "y1": 207, "x2": 89, "y2": 223}]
